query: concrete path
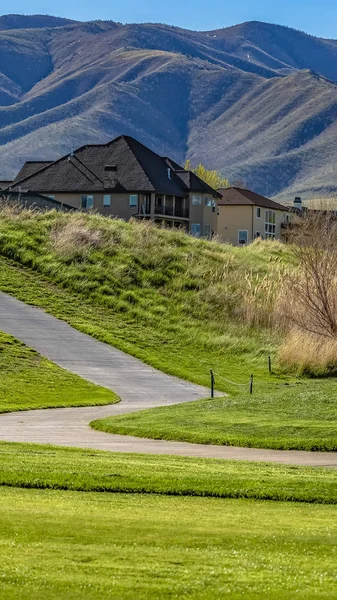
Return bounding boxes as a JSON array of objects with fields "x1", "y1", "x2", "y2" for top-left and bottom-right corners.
[
  {"x1": 0, "y1": 291, "x2": 337, "y2": 468},
  {"x1": 0, "y1": 291, "x2": 209, "y2": 406}
]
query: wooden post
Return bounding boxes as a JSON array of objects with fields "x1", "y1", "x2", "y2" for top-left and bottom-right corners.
[
  {"x1": 210, "y1": 369, "x2": 215, "y2": 399},
  {"x1": 268, "y1": 356, "x2": 272, "y2": 374},
  {"x1": 249, "y1": 375, "x2": 253, "y2": 395}
]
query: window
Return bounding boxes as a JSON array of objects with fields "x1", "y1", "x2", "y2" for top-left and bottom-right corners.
[
  {"x1": 265, "y1": 210, "x2": 276, "y2": 239},
  {"x1": 256, "y1": 207, "x2": 261, "y2": 218},
  {"x1": 81, "y1": 195, "x2": 94, "y2": 209},
  {"x1": 192, "y1": 195, "x2": 202, "y2": 206},
  {"x1": 103, "y1": 195, "x2": 111, "y2": 207},
  {"x1": 238, "y1": 230, "x2": 248, "y2": 245},
  {"x1": 205, "y1": 197, "x2": 212, "y2": 207},
  {"x1": 191, "y1": 223, "x2": 201, "y2": 237},
  {"x1": 129, "y1": 194, "x2": 138, "y2": 208},
  {"x1": 204, "y1": 224, "x2": 211, "y2": 238}
]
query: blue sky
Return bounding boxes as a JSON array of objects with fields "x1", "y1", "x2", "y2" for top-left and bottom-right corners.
[{"x1": 3, "y1": 0, "x2": 337, "y2": 38}]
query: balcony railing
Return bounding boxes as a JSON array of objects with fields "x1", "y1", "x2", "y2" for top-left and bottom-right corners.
[
  {"x1": 174, "y1": 207, "x2": 189, "y2": 218},
  {"x1": 154, "y1": 205, "x2": 189, "y2": 218}
]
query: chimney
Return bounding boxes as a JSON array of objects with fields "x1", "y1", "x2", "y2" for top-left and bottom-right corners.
[
  {"x1": 294, "y1": 196, "x2": 302, "y2": 211},
  {"x1": 104, "y1": 164, "x2": 118, "y2": 189}
]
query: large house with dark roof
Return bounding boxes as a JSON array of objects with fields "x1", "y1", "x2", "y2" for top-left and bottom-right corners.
[
  {"x1": 8, "y1": 135, "x2": 219, "y2": 237},
  {"x1": 217, "y1": 187, "x2": 288, "y2": 245}
]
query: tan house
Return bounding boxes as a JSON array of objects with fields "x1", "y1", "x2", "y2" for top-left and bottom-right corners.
[
  {"x1": 7, "y1": 135, "x2": 219, "y2": 237},
  {"x1": 217, "y1": 187, "x2": 288, "y2": 245}
]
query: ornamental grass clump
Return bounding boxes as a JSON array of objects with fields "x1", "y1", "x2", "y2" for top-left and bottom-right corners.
[{"x1": 50, "y1": 214, "x2": 103, "y2": 262}]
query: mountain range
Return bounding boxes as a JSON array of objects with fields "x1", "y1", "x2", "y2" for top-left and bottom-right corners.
[{"x1": 1, "y1": 14, "x2": 337, "y2": 199}]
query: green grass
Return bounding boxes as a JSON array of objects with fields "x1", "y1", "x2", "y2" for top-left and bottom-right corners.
[
  {"x1": 91, "y1": 379, "x2": 337, "y2": 451},
  {"x1": 0, "y1": 331, "x2": 118, "y2": 412},
  {"x1": 2, "y1": 442, "x2": 337, "y2": 504},
  {"x1": 0, "y1": 209, "x2": 334, "y2": 451},
  {"x1": 1, "y1": 486, "x2": 337, "y2": 599},
  {"x1": 0, "y1": 211, "x2": 293, "y2": 391}
]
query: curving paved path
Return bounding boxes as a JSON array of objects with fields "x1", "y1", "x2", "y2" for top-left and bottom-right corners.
[{"x1": 0, "y1": 291, "x2": 337, "y2": 468}]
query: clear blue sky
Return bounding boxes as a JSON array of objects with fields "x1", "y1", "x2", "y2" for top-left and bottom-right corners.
[{"x1": 3, "y1": 0, "x2": 337, "y2": 38}]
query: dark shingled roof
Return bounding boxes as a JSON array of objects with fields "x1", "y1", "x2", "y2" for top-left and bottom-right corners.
[
  {"x1": 0, "y1": 180, "x2": 12, "y2": 190},
  {"x1": 11, "y1": 136, "x2": 219, "y2": 197},
  {"x1": 12, "y1": 161, "x2": 53, "y2": 185},
  {"x1": 218, "y1": 187, "x2": 288, "y2": 211},
  {"x1": 164, "y1": 158, "x2": 221, "y2": 197}
]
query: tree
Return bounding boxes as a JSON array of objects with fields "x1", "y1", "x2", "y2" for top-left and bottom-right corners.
[
  {"x1": 184, "y1": 160, "x2": 229, "y2": 190},
  {"x1": 284, "y1": 211, "x2": 337, "y2": 339}
]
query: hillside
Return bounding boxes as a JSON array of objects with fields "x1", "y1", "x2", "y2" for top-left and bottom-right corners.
[
  {"x1": 1, "y1": 207, "x2": 337, "y2": 453},
  {"x1": 1, "y1": 18, "x2": 337, "y2": 198},
  {"x1": 0, "y1": 209, "x2": 291, "y2": 389}
]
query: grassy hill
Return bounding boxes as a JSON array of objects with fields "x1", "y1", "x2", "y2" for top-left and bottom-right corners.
[
  {"x1": 0, "y1": 209, "x2": 291, "y2": 391},
  {"x1": 2, "y1": 18, "x2": 337, "y2": 197}
]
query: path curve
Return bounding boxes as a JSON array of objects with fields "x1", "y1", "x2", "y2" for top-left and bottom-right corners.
[{"x1": 0, "y1": 291, "x2": 337, "y2": 468}]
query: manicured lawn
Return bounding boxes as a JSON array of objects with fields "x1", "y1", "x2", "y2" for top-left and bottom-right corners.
[
  {"x1": 0, "y1": 331, "x2": 118, "y2": 412},
  {"x1": 2, "y1": 442, "x2": 337, "y2": 503},
  {"x1": 91, "y1": 379, "x2": 337, "y2": 451},
  {"x1": 1, "y1": 486, "x2": 337, "y2": 599}
]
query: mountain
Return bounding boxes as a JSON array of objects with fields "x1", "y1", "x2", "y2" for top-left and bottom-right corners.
[
  {"x1": 0, "y1": 14, "x2": 77, "y2": 30},
  {"x1": 1, "y1": 17, "x2": 337, "y2": 199}
]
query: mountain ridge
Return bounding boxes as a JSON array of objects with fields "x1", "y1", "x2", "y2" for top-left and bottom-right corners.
[{"x1": 1, "y1": 16, "x2": 337, "y2": 199}]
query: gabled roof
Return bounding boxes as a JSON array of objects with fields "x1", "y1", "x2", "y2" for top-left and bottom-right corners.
[
  {"x1": 218, "y1": 187, "x2": 288, "y2": 211},
  {"x1": 12, "y1": 161, "x2": 53, "y2": 185},
  {"x1": 10, "y1": 135, "x2": 219, "y2": 198},
  {"x1": 0, "y1": 180, "x2": 12, "y2": 190}
]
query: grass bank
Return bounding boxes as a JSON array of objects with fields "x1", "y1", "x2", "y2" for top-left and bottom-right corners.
[
  {"x1": 1, "y1": 486, "x2": 337, "y2": 599},
  {"x1": 0, "y1": 210, "x2": 293, "y2": 391},
  {"x1": 91, "y1": 379, "x2": 337, "y2": 451},
  {"x1": 1, "y1": 442, "x2": 337, "y2": 503},
  {"x1": 0, "y1": 332, "x2": 117, "y2": 412}
]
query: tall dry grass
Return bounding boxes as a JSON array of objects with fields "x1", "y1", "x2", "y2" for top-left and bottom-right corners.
[
  {"x1": 278, "y1": 329, "x2": 337, "y2": 376},
  {"x1": 50, "y1": 214, "x2": 103, "y2": 261}
]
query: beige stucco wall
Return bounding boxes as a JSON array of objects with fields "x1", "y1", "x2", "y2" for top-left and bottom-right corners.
[
  {"x1": 189, "y1": 193, "x2": 218, "y2": 237},
  {"x1": 217, "y1": 205, "x2": 253, "y2": 244},
  {"x1": 43, "y1": 193, "x2": 140, "y2": 220},
  {"x1": 217, "y1": 205, "x2": 286, "y2": 245}
]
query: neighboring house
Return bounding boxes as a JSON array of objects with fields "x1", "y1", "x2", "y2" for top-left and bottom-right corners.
[
  {"x1": 0, "y1": 189, "x2": 76, "y2": 211},
  {"x1": 217, "y1": 187, "x2": 288, "y2": 245},
  {"x1": 8, "y1": 136, "x2": 219, "y2": 237}
]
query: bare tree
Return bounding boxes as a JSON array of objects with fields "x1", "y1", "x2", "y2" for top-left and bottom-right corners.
[{"x1": 285, "y1": 210, "x2": 337, "y2": 338}]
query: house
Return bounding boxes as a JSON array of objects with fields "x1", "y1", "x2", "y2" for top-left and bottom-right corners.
[
  {"x1": 0, "y1": 189, "x2": 76, "y2": 211},
  {"x1": 217, "y1": 187, "x2": 288, "y2": 245},
  {"x1": 8, "y1": 136, "x2": 220, "y2": 237}
]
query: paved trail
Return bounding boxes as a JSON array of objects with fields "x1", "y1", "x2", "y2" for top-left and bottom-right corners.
[{"x1": 0, "y1": 291, "x2": 337, "y2": 467}]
